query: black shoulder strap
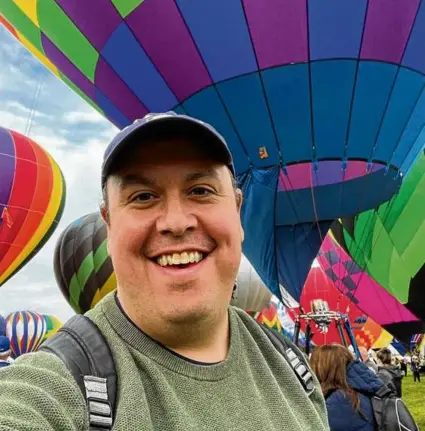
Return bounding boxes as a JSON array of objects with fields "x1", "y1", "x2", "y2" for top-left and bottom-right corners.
[
  {"x1": 259, "y1": 324, "x2": 315, "y2": 393},
  {"x1": 39, "y1": 315, "x2": 117, "y2": 430},
  {"x1": 375, "y1": 383, "x2": 393, "y2": 399}
]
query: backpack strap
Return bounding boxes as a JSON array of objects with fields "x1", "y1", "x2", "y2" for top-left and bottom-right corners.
[
  {"x1": 39, "y1": 314, "x2": 314, "y2": 429},
  {"x1": 375, "y1": 383, "x2": 393, "y2": 399},
  {"x1": 259, "y1": 324, "x2": 315, "y2": 393},
  {"x1": 39, "y1": 315, "x2": 117, "y2": 431}
]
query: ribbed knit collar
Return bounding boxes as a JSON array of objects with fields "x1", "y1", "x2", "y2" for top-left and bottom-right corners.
[{"x1": 100, "y1": 293, "x2": 242, "y2": 381}]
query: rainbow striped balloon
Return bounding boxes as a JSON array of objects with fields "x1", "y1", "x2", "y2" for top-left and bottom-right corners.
[
  {"x1": 5, "y1": 311, "x2": 47, "y2": 357},
  {"x1": 0, "y1": 127, "x2": 66, "y2": 287}
]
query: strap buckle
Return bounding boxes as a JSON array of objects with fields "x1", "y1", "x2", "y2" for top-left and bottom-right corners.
[
  {"x1": 286, "y1": 348, "x2": 315, "y2": 392},
  {"x1": 84, "y1": 376, "x2": 113, "y2": 430}
]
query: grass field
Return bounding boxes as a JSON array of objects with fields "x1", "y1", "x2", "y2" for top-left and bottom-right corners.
[{"x1": 403, "y1": 373, "x2": 425, "y2": 429}]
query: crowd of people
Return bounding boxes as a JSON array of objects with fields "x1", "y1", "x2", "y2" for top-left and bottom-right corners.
[{"x1": 311, "y1": 344, "x2": 422, "y2": 430}]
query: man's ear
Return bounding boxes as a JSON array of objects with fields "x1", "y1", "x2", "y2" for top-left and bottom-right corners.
[
  {"x1": 235, "y1": 189, "x2": 244, "y2": 242},
  {"x1": 100, "y1": 203, "x2": 110, "y2": 226},
  {"x1": 235, "y1": 188, "x2": 243, "y2": 212},
  {"x1": 100, "y1": 204, "x2": 111, "y2": 255}
]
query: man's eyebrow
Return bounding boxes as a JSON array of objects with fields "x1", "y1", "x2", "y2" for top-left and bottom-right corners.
[
  {"x1": 117, "y1": 174, "x2": 157, "y2": 189},
  {"x1": 116, "y1": 168, "x2": 220, "y2": 189},
  {"x1": 185, "y1": 168, "x2": 220, "y2": 183}
]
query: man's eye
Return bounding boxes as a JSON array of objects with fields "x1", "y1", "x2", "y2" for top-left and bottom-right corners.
[
  {"x1": 189, "y1": 187, "x2": 213, "y2": 196},
  {"x1": 134, "y1": 192, "x2": 155, "y2": 202}
]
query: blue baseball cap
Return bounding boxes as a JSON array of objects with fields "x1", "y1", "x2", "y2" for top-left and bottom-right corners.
[
  {"x1": 101, "y1": 112, "x2": 235, "y2": 187},
  {"x1": 0, "y1": 335, "x2": 10, "y2": 353}
]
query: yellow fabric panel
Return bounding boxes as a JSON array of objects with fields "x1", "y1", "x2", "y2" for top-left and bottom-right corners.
[
  {"x1": 372, "y1": 330, "x2": 393, "y2": 349},
  {"x1": 91, "y1": 272, "x2": 117, "y2": 309},
  {"x1": 13, "y1": 0, "x2": 39, "y2": 27}
]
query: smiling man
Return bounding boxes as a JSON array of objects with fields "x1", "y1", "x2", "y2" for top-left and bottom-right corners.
[{"x1": 0, "y1": 112, "x2": 329, "y2": 430}]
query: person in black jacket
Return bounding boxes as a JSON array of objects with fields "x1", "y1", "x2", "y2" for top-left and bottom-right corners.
[
  {"x1": 400, "y1": 358, "x2": 408, "y2": 377},
  {"x1": 376, "y1": 348, "x2": 403, "y2": 397},
  {"x1": 411, "y1": 357, "x2": 421, "y2": 382},
  {"x1": 310, "y1": 344, "x2": 385, "y2": 431}
]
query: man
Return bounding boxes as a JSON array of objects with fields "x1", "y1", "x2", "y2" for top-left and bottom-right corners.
[
  {"x1": 0, "y1": 336, "x2": 11, "y2": 369},
  {"x1": 0, "y1": 112, "x2": 329, "y2": 430},
  {"x1": 411, "y1": 356, "x2": 421, "y2": 383},
  {"x1": 400, "y1": 357, "x2": 408, "y2": 377},
  {"x1": 358, "y1": 346, "x2": 378, "y2": 374}
]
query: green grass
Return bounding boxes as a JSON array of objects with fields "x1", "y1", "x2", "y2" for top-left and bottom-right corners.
[{"x1": 403, "y1": 373, "x2": 425, "y2": 429}]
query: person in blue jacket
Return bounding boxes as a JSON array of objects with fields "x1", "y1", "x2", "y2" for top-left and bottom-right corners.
[
  {"x1": 310, "y1": 344, "x2": 386, "y2": 431},
  {"x1": 0, "y1": 336, "x2": 12, "y2": 369}
]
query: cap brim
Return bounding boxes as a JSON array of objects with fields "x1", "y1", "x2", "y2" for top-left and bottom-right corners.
[{"x1": 102, "y1": 116, "x2": 234, "y2": 185}]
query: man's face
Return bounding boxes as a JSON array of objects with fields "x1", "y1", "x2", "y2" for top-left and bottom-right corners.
[{"x1": 102, "y1": 137, "x2": 244, "y2": 325}]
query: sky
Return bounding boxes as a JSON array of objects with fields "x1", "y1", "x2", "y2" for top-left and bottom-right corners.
[{"x1": 0, "y1": 27, "x2": 118, "y2": 322}]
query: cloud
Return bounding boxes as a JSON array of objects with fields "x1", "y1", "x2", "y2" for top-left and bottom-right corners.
[
  {"x1": 62, "y1": 110, "x2": 106, "y2": 125},
  {"x1": 0, "y1": 29, "x2": 118, "y2": 322}
]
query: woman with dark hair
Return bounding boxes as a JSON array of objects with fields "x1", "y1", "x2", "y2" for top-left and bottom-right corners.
[
  {"x1": 310, "y1": 344, "x2": 385, "y2": 431},
  {"x1": 376, "y1": 348, "x2": 403, "y2": 397}
]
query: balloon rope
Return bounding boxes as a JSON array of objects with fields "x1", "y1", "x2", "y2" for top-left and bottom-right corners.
[{"x1": 25, "y1": 74, "x2": 44, "y2": 138}]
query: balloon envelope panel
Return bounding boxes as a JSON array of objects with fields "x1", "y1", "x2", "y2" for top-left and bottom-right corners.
[
  {"x1": 372, "y1": 330, "x2": 394, "y2": 350},
  {"x1": 318, "y1": 234, "x2": 425, "y2": 344},
  {"x1": 3, "y1": 0, "x2": 424, "y2": 302},
  {"x1": 0, "y1": 127, "x2": 66, "y2": 287},
  {"x1": 331, "y1": 151, "x2": 425, "y2": 321},
  {"x1": 231, "y1": 254, "x2": 272, "y2": 312}
]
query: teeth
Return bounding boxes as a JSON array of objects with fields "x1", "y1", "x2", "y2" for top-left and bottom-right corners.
[
  {"x1": 180, "y1": 252, "x2": 189, "y2": 264},
  {"x1": 156, "y1": 251, "x2": 204, "y2": 267}
]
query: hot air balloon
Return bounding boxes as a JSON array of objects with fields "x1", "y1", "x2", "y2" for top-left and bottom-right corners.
[
  {"x1": 54, "y1": 211, "x2": 272, "y2": 314},
  {"x1": 318, "y1": 234, "x2": 425, "y2": 344},
  {"x1": 248, "y1": 296, "x2": 310, "y2": 348},
  {"x1": 232, "y1": 255, "x2": 272, "y2": 312},
  {"x1": 41, "y1": 314, "x2": 62, "y2": 343},
  {"x1": 5, "y1": 311, "x2": 47, "y2": 358},
  {"x1": 290, "y1": 265, "x2": 381, "y2": 349},
  {"x1": 331, "y1": 150, "x2": 425, "y2": 323},
  {"x1": 1, "y1": 1, "x2": 424, "y2": 305},
  {"x1": 54, "y1": 212, "x2": 114, "y2": 314},
  {"x1": 0, "y1": 127, "x2": 66, "y2": 287}
]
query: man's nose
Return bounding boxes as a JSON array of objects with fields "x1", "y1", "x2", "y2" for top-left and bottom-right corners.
[{"x1": 156, "y1": 197, "x2": 197, "y2": 236}]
